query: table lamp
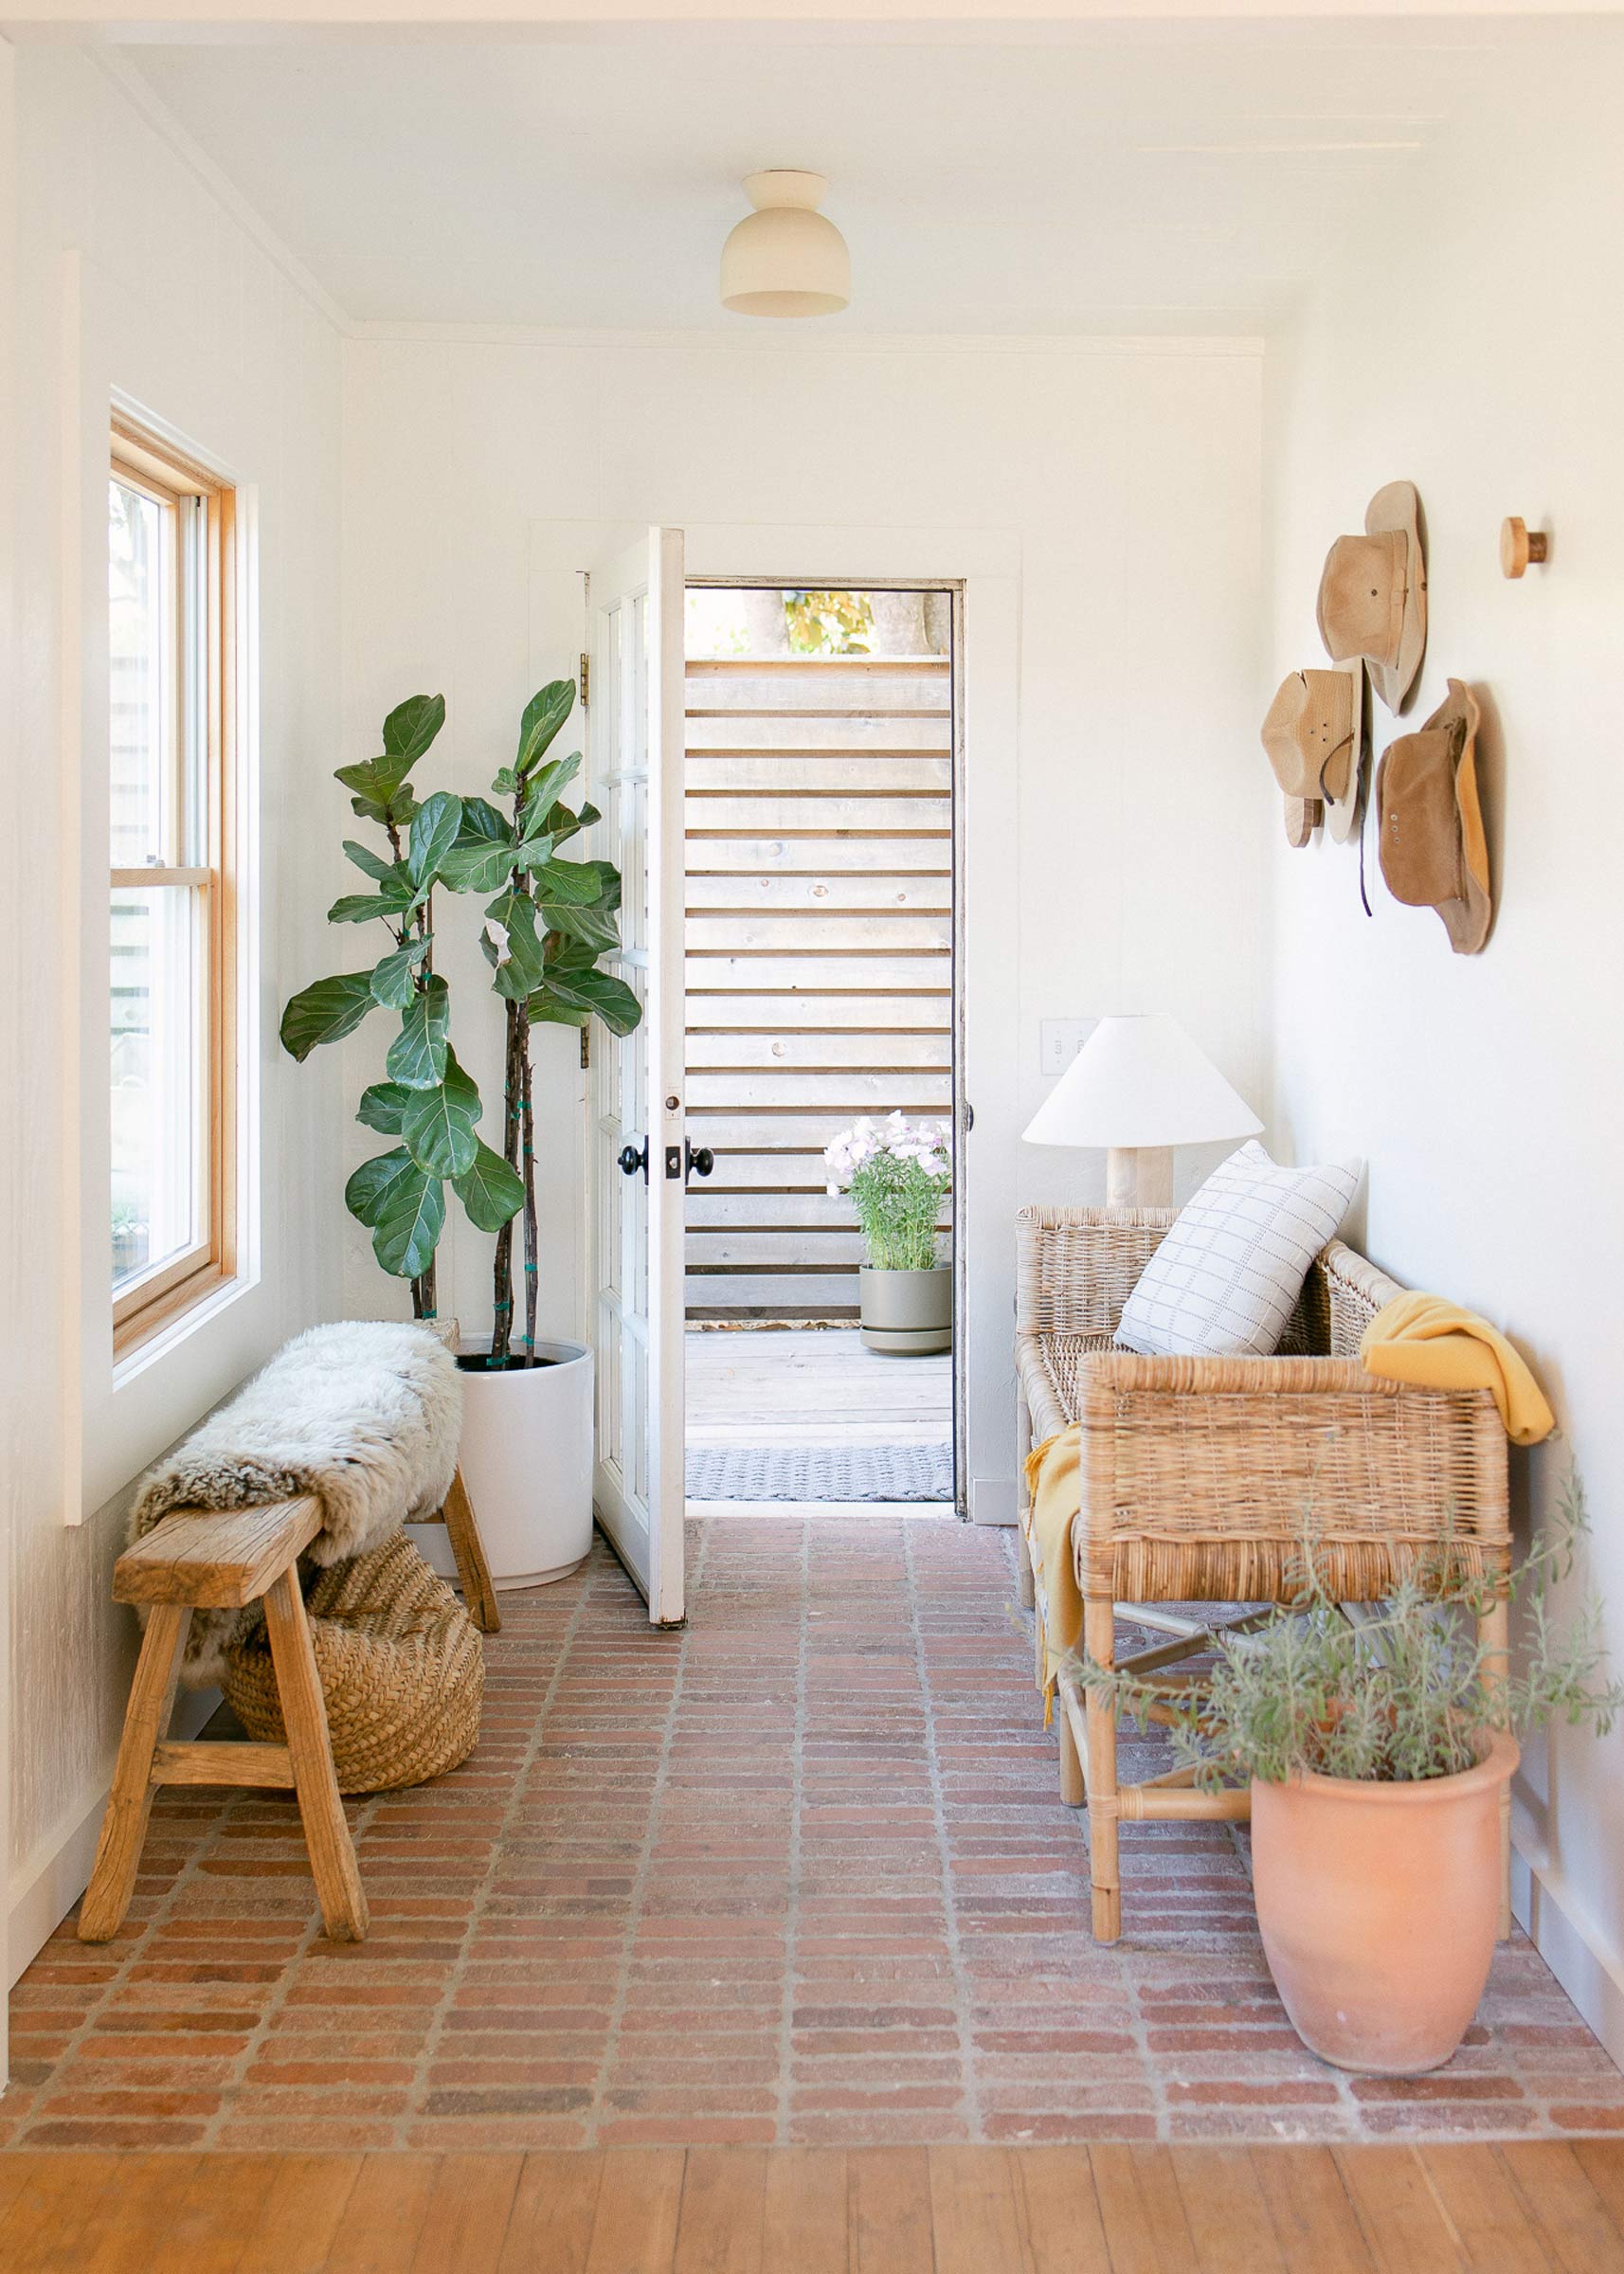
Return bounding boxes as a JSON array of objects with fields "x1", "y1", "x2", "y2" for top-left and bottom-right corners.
[{"x1": 1021, "y1": 1014, "x2": 1262, "y2": 1207}]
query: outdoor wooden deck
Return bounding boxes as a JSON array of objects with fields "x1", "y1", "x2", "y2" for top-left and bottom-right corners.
[{"x1": 685, "y1": 1326, "x2": 953, "y2": 1518}]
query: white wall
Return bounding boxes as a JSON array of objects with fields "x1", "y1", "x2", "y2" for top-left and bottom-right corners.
[
  {"x1": 340, "y1": 331, "x2": 1268, "y2": 1519},
  {"x1": 3, "y1": 45, "x2": 347, "y2": 1991},
  {"x1": 1263, "y1": 25, "x2": 1624, "y2": 2056}
]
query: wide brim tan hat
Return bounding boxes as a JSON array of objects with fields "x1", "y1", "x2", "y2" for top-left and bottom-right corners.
[
  {"x1": 1316, "y1": 480, "x2": 1428, "y2": 715},
  {"x1": 1323, "y1": 659, "x2": 1365, "y2": 842},
  {"x1": 1376, "y1": 678, "x2": 1490, "y2": 954},
  {"x1": 1262, "y1": 666, "x2": 1357, "y2": 809}
]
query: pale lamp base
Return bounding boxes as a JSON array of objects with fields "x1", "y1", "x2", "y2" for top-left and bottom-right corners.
[{"x1": 1106, "y1": 1145, "x2": 1174, "y2": 1209}]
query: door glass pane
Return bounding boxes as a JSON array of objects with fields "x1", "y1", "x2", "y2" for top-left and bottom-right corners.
[
  {"x1": 112, "y1": 885, "x2": 201, "y2": 1289},
  {"x1": 108, "y1": 476, "x2": 173, "y2": 867}
]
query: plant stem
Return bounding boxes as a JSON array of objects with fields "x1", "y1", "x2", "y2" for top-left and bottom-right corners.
[
  {"x1": 520, "y1": 1003, "x2": 538, "y2": 1362},
  {"x1": 490, "y1": 998, "x2": 521, "y2": 1368}
]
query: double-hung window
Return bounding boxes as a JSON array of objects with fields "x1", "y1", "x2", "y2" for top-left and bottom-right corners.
[{"x1": 109, "y1": 419, "x2": 238, "y2": 1351}]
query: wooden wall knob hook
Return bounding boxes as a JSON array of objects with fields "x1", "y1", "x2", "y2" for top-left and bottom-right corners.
[{"x1": 1500, "y1": 516, "x2": 1548, "y2": 579}]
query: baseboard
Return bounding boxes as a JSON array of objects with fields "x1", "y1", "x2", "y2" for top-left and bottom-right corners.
[
  {"x1": 969, "y1": 1474, "x2": 1018, "y2": 1526},
  {"x1": 1511, "y1": 1835, "x2": 1624, "y2": 2076},
  {"x1": 7, "y1": 1688, "x2": 219, "y2": 1991}
]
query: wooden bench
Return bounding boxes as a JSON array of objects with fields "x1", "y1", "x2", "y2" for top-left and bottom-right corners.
[{"x1": 79, "y1": 1494, "x2": 369, "y2": 1944}]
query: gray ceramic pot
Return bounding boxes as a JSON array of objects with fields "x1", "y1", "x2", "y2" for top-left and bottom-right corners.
[{"x1": 858, "y1": 1264, "x2": 953, "y2": 1356}]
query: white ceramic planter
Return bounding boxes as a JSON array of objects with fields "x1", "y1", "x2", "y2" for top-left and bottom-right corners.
[{"x1": 411, "y1": 1337, "x2": 594, "y2": 1592}]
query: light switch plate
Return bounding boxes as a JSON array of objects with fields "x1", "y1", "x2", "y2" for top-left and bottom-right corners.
[{"x1": 1039, "y1": 1019, "x2": 1093, "y2": 1076}]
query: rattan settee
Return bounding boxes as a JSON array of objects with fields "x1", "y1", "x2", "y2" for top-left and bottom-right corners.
[{"x1": 1015, "y1": 1205, "x2": 1512, "y2": 1942}]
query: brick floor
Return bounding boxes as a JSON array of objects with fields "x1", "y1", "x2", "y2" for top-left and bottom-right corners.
[{"x1": 6, "y1": 1520, "x2": 1619, "y2": 2150}]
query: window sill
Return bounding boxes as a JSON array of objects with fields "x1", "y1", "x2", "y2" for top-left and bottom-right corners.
[{"x1": 111, "y1": 1269, "x2": 250, "y2": 1394}]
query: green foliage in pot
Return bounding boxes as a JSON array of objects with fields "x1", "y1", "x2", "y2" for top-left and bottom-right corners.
[
  {"x1": 822, "y1": 1112, "x2": 952, "y2": 1272},
  {"x1": 1074, "y1": 1479, "x2": 1622, "y2": 1788},
  {"x1": 433, "y1": 680, "x2": 641, "y2": 1370},
  {"x1": 280, "y1": 695, "x2": 526, "y2": 1318}
]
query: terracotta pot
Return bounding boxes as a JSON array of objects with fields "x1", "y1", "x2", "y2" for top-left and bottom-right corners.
[{"x1": 1251, "y1": 1729, "x2": 1518, "y2": 2076}]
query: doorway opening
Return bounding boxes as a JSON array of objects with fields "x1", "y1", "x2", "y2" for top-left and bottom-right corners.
[{"x1": 681, "y1": 582, "x2": 961, "y2": 1518}]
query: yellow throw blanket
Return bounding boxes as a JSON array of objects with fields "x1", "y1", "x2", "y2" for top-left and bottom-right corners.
[
  {"x1": 1359, "y1": 1291, "x2": 1555, "y2": 1446},
  {"x1": 1023, "y1": 1426, "x2": 1084, "y2": 1721}
]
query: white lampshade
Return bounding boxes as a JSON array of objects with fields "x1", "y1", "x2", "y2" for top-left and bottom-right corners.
[
  {"x1": 721, "y1": 171, "x2": 850, "y2": 318},
  {"x1": 1022, "y1": 1015, "x2": 1261, "y2": 1150}
]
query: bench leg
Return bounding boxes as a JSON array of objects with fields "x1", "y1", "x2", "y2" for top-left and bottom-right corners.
[
  {"x1": 1057, "y1": 1690, "x2": 1086, "y2": 1810},
  {"x1": 442, "y1": 1465, "x2": 500, "y2": 1635},
  {"x1": 79, "y1": 1605, "x2": 193, "y2": 1942},
  {"x1": 1016, "y1": 1387, "x2": 1037, "y2": 1608},
  {"x1": 1084, "y1": 1597, "x2": 1122, "y2": 1943},
  {"x1": 263, "y1": 1571, "x2": 369, "y2": 1943}
]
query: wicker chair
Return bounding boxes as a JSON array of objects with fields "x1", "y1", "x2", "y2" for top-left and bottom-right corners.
[{"x1": 1015, "y1": 1205, "x2": 1512, "y2": 1943}]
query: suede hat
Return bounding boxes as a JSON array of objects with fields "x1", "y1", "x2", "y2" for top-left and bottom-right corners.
[
  {"x1": 1316, "y1": 480, "x2": 1428, "y2": 713},
  {"x1": 1262, "y1": 664, "x2": 1362, "y2": 847},
  {"x1": 1375, "y1": 679, "x2": 1490, "y2": 954}
]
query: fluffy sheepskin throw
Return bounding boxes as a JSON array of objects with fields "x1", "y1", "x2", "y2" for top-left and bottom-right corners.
[{"x1": 128, "y1": 1321, "x2": 461, "y2": 1685}]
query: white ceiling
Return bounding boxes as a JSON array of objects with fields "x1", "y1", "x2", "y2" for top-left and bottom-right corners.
[{"x1": 124, "y1": 23, "x2": 1526, "y2": 333}]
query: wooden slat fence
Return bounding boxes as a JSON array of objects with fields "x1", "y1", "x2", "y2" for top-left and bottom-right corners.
[{"x1": 685, "y1": 654, "x2": 953, "y2": 1318}]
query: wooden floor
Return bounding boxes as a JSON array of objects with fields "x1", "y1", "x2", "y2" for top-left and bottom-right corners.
[
  {"x1": 5, "y1": 2141, "x2": 1624, "y2": 2269},
  {"x1": 685, "y1": 1326, "x2": 953, "y2": 1518}
]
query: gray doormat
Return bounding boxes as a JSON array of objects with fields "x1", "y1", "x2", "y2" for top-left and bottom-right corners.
[{"x1": 686, "y1": 1442, "x2": 954, "y2": 1504}]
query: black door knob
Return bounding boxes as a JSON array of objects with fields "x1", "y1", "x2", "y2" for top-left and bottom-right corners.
[
  {"x1": 618, "y1": 1138, "x2": 648, "y2": 1180},
  {"x1": 685, "y1": 1141, "x2": 715, "y2": 1180}
]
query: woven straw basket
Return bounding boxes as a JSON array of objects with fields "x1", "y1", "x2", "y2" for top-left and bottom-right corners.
[{"x1": 224, "y1": 1531, "x2": 483, "y2": 1794}]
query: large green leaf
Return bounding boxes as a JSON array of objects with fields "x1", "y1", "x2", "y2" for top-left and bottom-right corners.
[
  {"x1": 346, "y1": 1146, "x2": 445, "y2": 1279},
  {"x1": 328, "y1": 882, "x2": 411, "y2": 925},
  {"x1": 483, "y1": 890, "x2": 549, "y2": 1001},
  {"x1": 356, "y1": 1079, "x2": 411, "y2": 1136},
  {"x1": 400, "y1": 1050, "x2": 482, "y2": 1178},
  {"x1": 345, "y1": 1146, "x2": 414, "y2": 1228},
  {"x1": 280, "y1": 971, "x2": 379, "y2": 1061},
  {"x1": 386, "y1": 973, "x2": 451, "y2": 1089},
  {"x1": 407, "y1": 791, "x2": 464, "y2": 888},
  {"x1": 542, "y1": 896, "x2": 620, "y2": 955},
  {"x1": 373, "y1": 1162, "x2": 445, "y2": 1279},
  {"x1": 528, "y1": 856, "x2": 608, "y2": 906},
  {"x1": 519, "y1": 751, "x2": 583, "y2": 837},
  {"x1": 514, "y1": 681, "x2": 576, "y2": 780},
  {"x1": 334, "y1": 754, "x2": 412, "y2": 825},
  {"x1": 584, "y1": 859, "x2": 622, "y2": 912},
  {"x1": 458, "y1": 797, "x2": 510, "y2": 843},
  {"x1": 543, "y1": 797, "x2": 599, "y2": 849},
  {"x1": 383, "y1": 693, "x2": 446, "y2": 764},
  {"x1": 513, "y1": 833, "x2": 557, "y2": 879},
  {"x1": 534, "y1": 964, "x2": 643, "y2": 1036},
  {"x1": 440, "y1": 837, "x2": 515, "y2": 894},
  {"x1": 452, "y1": 1141, "x2": 526, "y2": 1232},
  {"x1": 343, "y1": 839, "x2": 400, "y2": 885},
  {"x1": 369, "y1": 935, "x2": 429, "y2": 1008}
]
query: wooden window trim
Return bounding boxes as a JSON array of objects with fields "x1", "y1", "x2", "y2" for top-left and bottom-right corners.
[{"x1": 111, "y1": 423, "x2": 239, "y2": 1356}]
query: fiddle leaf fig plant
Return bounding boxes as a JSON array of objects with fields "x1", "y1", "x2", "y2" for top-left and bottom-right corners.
[
  {"x1": 280, "y1": 695, "x2": 525, "y2": 1318},
  {"x1": 435, "y1": 679, "x2": 641, "y2": 1370}
]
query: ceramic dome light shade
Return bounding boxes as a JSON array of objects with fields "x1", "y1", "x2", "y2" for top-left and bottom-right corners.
[{"x1": 721, "y1": 170, "x2": 850, "y2": 318}]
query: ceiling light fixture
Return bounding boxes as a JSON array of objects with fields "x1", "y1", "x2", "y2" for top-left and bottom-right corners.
[{"x1": 720, "y1": 170, "x2": 849, "y2": 318}]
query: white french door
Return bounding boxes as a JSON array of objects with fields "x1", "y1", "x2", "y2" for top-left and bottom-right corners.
[{"x1": 586, "y1": 528, "x2": 687, "y2": 1625}]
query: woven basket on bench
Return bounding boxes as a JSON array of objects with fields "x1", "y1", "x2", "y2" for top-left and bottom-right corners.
[{"x1": 224, "y1": 1532, "x2": 483, "y2": 1794}]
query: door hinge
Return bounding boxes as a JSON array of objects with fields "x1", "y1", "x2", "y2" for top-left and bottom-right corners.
[
  {"x1": 579, "y1": 650, "x2": 590, "y2": 709},
  {"x1": 579, "y1": 1024, "x2": 590, "y2": 1071}
]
